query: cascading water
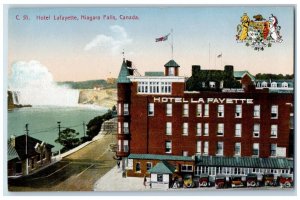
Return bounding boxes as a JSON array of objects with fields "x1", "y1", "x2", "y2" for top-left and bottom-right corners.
[
  {"x1": 9, "y1": 60, "x2": 79, "y2": 106},
  {"x1": 12, "y1": 91, "x2": 20, "y2": 105}
]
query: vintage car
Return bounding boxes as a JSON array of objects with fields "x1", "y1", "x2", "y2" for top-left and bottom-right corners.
[
  {"x1": 277, "y1": 174, "x2": 293, "y2": 188},
  {"x1": 262, "y1": 173, "x2": 276, "y2": 186},
  {"x1": 199, "y1": 174, "x2": 210, "y2": 187},
  {"x1": 215, "y1": 175, "x2": 228, "y2": 189},
  {"x1": 246, "y1": 173, "x2": 258, "y2": 187},
  {"x1": 183, "y1": 174, "x2": 194, "y2": 188},
  {"x1": 231, "y1": 175, "x2": 246, "y2": 187}
]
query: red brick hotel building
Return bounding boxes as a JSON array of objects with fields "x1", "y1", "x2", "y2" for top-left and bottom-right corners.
[{"x1": 116, "y1": 59, "x2": 294, "y2": 179}]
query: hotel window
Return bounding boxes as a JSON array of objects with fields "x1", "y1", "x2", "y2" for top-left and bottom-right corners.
[
  {"x1": 165, "y1": 141, "x2": 172, "y2": 153},
  {"x1": 253, "y1": 143, "x2": 259, "y2": 157},
  {"x1": 118, "y1": 103, "x2": 121, "y2": 116},
  {"x1": 183, "y1": 104, "x2": 189, "y2": 116},
  {"x1": 203, "y1": 141, "x2": 209, "y2": 155},
  {"x1": 204, "y1": 104, "x2": 209, "y2": 117},
  {"x1": 166, "y1": 103, "x2": 172, "y2": 116},
  {"x1": 123, "y1": 122, "x2": 129, "y2": 134},
  {"x1": 262, "y1": 81, "x2": 268, "y2": 88},
  {"x1": 196, "y1": 141, "x2": 201, "y2": 154},
  {"x1": 209, "y1": 81, "x2": 216, "y2": 88},
  {"x1": 254, "y1": 105, "x2": 260, "y2": 118},
  {"x1": 135, "y1": 162, "x2": 141, "y2": 172},
  {"x1": 271, "y1": 105, "x2": 278, "y2": 119},
  {"x1": 168, "y1": 67, "x2": 175, "y2": 76},
  {"x1": 235, "y1": 105, "x2": 242, "y2": 118},
  {"x1": 196, "y1": 123, "x2": 202, "y2": 136},
  {"x1": 124, "y1": 103, "x2": 129, "y2": 115},
  {"x1": 138, "y1": 81, "x2": 171, "y2": 94},
  {"x1": 271, "y1": 124, "x2": 278, "y2": 138},
  {"x1": 157, "y1": 174, "x2": 163, "y2": 182},
  {"x1": 123, "y1": 140, "x2": 129, "y2": 152},
  {"x1": 234, "y1": 142, "x2": 241, "y2": 156},
  {"x1": 204, "y1": 123, "x2": 209, "y2": 136},
  {"x1": 183, "y1": 151, "x2": 188, "y2": 156},
  {"x1": 216, "y1": 142, "x2": 224, "y2": 156},
  {"x1": 181, "y1": 165, "x2": 193, "y2": 172},
  {"x1": 271, "y1": 82, "x2": 277, "y2": 88},
  {"x1": 183, "y1": 123, "x2": 189, "y2": 135},
  {"x1": 148, "y1": 103, "x2": 154, "y2": 116},
  {"x1": 146, "y1": 162, "x2": 152, "y2": 171},
  {"x1": 118, "y1": 122, "x2": 121, "y2": 134},
  {"x1": 118, "y1": 140, "x2": 121, "y2": 151},
  {"x1": 235, "y1": 124, "x2": 242, "y2": 137},
  {"x1": 270, "y1": 144, "x2": 277, "y2": 157},
  {"x1": 218, "y1": 105, "x2": 224, "y2": 117},
  {"x1": 196, "y1": 104, "x2": 202, "y2": 117},
  {"x1": 166, "y1": 122, "x2": 172, "y2": 135},
  {"x1": 253, "y1": 124, "x2": 260, "y2": 137},
  {"x1": 217, "y1": 123, "x2": 224, "y2": 136}
]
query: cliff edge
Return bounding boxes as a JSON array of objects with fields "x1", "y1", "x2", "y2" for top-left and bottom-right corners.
[{"x1": 78, "y1": 89, "x2": 117, "y2": 109}]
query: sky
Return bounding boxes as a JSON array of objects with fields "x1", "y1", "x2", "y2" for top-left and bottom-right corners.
[{"x1": 7, "y1": 6, "x2": 295, "y2": 81}]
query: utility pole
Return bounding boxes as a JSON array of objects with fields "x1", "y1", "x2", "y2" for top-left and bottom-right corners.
[
  {"x1": 83, "y1": 121, "x2": 86, "y2": 137},
  {"x1": 25, "y1": 123, "x2": 29, "y2": 175},
  {"x1": 57, "y1": 121, "x2": 61, "y2": 140}
]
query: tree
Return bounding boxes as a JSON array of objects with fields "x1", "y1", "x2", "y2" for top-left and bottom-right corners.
[
  {"x1": 86, "y1": 109, "x2": 114, "y2": 139},
  {"x1": 55, "y1": 128, "x2": 80, "y2": 151}
]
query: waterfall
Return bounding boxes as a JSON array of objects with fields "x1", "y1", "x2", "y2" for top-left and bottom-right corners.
[
  {"x1": 9, "y1": 60, "x2": 80, "y2": 106},
  {"x1": 12, "y1": 91, "x2": 20, "y2": 105}
]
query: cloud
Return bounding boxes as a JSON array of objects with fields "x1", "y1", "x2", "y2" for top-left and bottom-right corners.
[{"x1": 84, "y1": 25, "x2": 132, "y2": 54}]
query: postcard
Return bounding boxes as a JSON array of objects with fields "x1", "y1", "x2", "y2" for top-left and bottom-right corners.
[{"x1": 5, "y1": 5, "x2": 295, "y2": 194}]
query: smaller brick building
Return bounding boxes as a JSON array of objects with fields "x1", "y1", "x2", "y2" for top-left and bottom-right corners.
[{"x1": 8, "y1": 135, "x2": 54, "y2": 177}]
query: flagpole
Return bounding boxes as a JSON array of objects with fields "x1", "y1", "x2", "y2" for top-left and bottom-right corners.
[
  {"x1": 171, "y1": 29, "x2": 174, "y2": 60},
  {"x1": 221, "y1": 52, "x2": 223, "y2": 67},
  {"x1": 209, "y1": 43, "x2": 210, "y2": 67}
]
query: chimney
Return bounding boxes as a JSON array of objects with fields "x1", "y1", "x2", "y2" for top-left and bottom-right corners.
[
  {"x1": 192, "y1": 65, "x2": 201, "y2": 76},
  {"x1": 126, "y1": 60, "x2": 134, "y2": 75},
  {"x1": 126, "y1": 60, "x2": 132, "y2": 67}
]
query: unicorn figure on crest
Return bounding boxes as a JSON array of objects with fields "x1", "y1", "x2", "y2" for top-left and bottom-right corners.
[{"x1": 269, "y1": 14, "x2": 283, "y2": 42}]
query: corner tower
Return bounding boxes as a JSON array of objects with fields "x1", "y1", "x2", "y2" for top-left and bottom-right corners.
[{"x1": 116, "y1": 60, "x2": 132, "y2": 170}]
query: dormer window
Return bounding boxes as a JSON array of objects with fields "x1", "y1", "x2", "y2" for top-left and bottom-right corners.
[
  {"x1": 257, "y1": 82, "x2": 261, "y2": 88},
  {"x1": 262, "y1": 81, "x2": 268, "y2": 88},
  {"x1": 209, "y1": 81, "x2": 216, "y2": 88},
  {"x1": 282, "y1": 82, "x2": 288, "y2": 88},
  {"x1": 271, "y1": 82, "x2": 277, "y2": 88}
]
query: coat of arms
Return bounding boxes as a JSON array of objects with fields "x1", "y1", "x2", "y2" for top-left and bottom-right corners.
[{"x1": 236, "y1": 13, "x2": 283, "y2": 51}]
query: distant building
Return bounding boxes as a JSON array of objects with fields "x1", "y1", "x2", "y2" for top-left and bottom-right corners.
[
  {"x1": 8, "y1": 135, "x2": 54, "y2": 177},
  {"x1": 93, "y1": 84, "x2": 102, "y2": 90},
  {"x1": 116, "y1": 59, "x2": 294, "y2": 182},
  {"x1": 255, "y1": 79, "x2": 294, "y2": 93}
]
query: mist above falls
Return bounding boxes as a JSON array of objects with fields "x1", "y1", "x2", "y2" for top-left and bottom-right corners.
[{"x1": 9, "y1": 60, "x2": 79, "y2": 106}]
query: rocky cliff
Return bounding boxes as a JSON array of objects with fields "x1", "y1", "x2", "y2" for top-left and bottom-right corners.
[{"x1": 78, "y1": 89, "x2": 117, "y2": 109}]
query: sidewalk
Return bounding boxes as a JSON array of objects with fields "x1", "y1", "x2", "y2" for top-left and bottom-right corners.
[{"x1": 94, "y1": 166, "x2": 152, "y2": 191}]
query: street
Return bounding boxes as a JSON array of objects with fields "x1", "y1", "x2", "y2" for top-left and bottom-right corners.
[{"x1": 8, "y1": 134, "x2": 117, "y2": 191}]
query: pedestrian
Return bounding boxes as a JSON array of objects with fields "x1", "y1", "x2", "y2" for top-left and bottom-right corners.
[
  {"x1": 117, "y1": 161, "x2": 120, "y2": 169},
  {"x1": 143, "y1": 175, "x2": 147, "y2": 188}
]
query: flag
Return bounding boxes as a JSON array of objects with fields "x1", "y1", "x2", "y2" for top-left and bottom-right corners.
[
  {"x1": 155, "y1": 33, "x2": 170, "y2": 42},
  {"x1": 217, "y1": 53, "x2": 222, "y2": 58}
]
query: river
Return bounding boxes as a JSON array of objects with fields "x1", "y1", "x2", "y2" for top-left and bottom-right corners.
[{"x1": 7, "y1": 105, "x2": 108, "y2": 152}]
